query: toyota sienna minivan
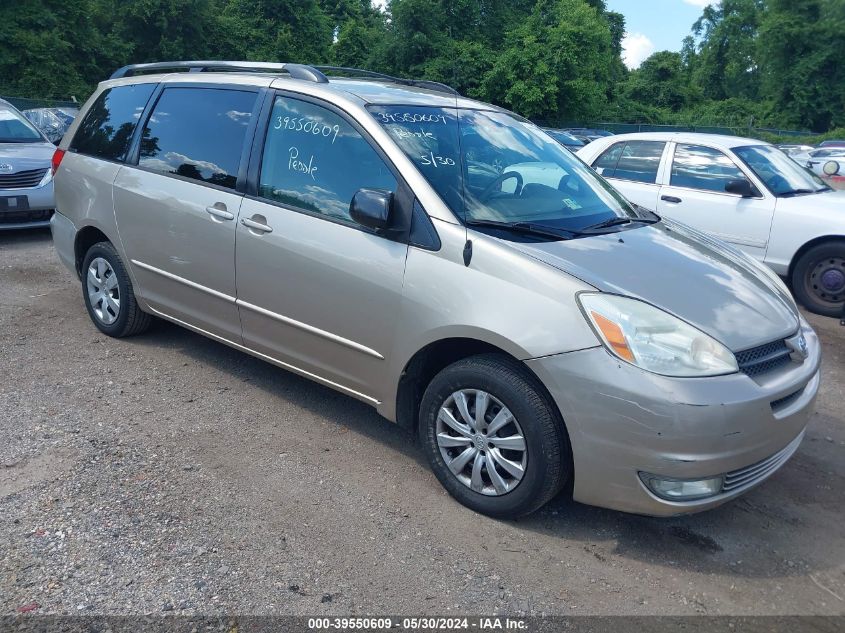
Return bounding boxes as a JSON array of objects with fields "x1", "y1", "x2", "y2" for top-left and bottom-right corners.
[{"x1": 51, "y1": 62, "x2": 820, "y2": 518}]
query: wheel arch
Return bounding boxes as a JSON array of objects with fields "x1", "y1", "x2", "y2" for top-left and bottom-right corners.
[
  {"x1": 788, "y1": 234, "x2": 845, "y2": 279},
  {"x1": 394, "y1": 337, "x2": 567, "y2": 440},
  {"x1": 74, "y1": 224, "x2": 113, "y2": 278}
]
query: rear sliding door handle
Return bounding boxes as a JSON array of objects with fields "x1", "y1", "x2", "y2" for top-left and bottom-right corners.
[
  {"x1": 205, "y1": 205, "x2": 234, "y2": 221},
  {"x1": 241, "y1": 217, "x2": 273, "y2": 234},
  {"x1": 661, "y1": 195, "x2": 683, "y2": 204}
]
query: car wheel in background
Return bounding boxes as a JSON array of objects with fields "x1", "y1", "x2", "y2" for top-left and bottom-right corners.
[
  {"x1": 82, "y1": 241, "x2": 152, "y2": 337},
  {"x1": 418, "y1": 354, "x2": 571, "y2": 518},
  {"x1": 791, "y1": 241, "x2": 845, "y2": 317}
]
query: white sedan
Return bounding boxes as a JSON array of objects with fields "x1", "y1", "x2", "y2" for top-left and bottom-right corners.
[{"x1": 577, "y1": 132, "x2": 845, "y2": 316}]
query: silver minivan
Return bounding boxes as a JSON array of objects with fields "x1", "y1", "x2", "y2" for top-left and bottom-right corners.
[{"x1": 51, "y1": 62, "x2": 820, "y2": 518}]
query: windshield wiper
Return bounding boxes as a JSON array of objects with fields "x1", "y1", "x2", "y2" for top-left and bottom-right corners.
[
  {"x1": 778, "y1": 188, "x2": 829, "y2": 197},
  {"x1": 464, "y1": 219, "x2": 578, "y2": 240},
  {"x1": 580, "y1": 214, "x2": 660, "y2": 232}
]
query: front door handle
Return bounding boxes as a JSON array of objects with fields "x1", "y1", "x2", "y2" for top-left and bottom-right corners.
[
  {"x1": 241, "y1": 216, "x2": 273, "y2": 234},
  {"x1": 661, "y1": 195, "x2": 683, "y2": 204},
  {"x1": 206, "y1": 204, "x2": 234, "y2": 221}
]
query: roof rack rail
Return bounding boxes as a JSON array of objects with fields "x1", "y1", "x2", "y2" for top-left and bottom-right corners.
[
  {"x1": 110, "y1": 61, "x2": 329, "y2": 83},
  {"x1": 109, "y1": 61, "x2": 460, "y2": 96},
  {"x1": 314, "y1": 66, "x2": 460, "y2": 96}
]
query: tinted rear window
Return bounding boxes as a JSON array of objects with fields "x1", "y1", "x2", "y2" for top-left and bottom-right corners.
[
  {"x1": 138, "y1": 87, "x2": 257, "y2": 190},
  {"x1": 70, "y1": 84, "x2": 156, "y2": 161},
  {"x1": 594, "y1": 140, "x2": 664, "y2": 184}
]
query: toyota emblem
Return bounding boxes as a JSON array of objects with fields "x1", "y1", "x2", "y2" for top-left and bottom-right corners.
[{"x1": 0, "y1": 163, "x2": 13, "y2": 173}]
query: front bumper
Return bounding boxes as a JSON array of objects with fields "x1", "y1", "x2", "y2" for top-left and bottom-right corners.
[
  {"x1": 527, "y1": 318, "x2": 821, "y2": 516},
  {"x1": 0, "y1": 180, "x2": 54, "y2": 229}
]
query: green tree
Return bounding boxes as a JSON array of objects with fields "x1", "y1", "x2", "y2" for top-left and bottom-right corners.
[
  {"x1": 690, "y1": 0, "x2": 764, "y2": 101},
  {"x1": 759, "y1": 0, "x2": 845, "y2": 131},
  {"x1": 624, "y1": 51, "x2": 692, "y2": 112},
  {"x1": 481, "y1": 0, "x2": 613, "y2": 120}
]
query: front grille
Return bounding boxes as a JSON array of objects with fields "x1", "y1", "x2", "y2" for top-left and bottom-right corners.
[
  {"x1": 722, "y1": 433, "x2": 803, "y2": 492},
  {"x1": 0, "y1": 168, "x2": 48, "y2": 189},
  {"x1": 0, "y1": 209, "x2": 52, "y2": 224},
  {"x1": 736, "y1": 339, "x2": 793, "y2": 377}
]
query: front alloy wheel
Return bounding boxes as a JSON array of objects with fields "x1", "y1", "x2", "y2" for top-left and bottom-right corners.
[
  {"x1": 419, "y1": 354, "x2": 571, "y2": 518},
  {"x1": 436, "y1": 389, "x2": 527, "y2": 496}
]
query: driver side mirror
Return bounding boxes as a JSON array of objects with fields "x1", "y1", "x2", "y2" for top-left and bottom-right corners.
[
  {"x1": 725, "y1": 179, "x2": 757, "y2": 198},
  {"x1": 350, "y1": 188, "x2": 393, "y2": 231}
]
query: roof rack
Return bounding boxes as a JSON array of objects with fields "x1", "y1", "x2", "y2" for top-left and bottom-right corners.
[
  {"x1": 314, "y1": 66, "x2": 460, "y2": 96},
  {"x1": 110, "y1": 61, "x2": 329, "y2": 83},
  {"x1": 109, "y1": 61, "x2": 460, "y2": 96}
]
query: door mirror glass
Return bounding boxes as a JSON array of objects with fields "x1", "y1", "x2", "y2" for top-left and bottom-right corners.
[
  {"x1": 350, "y1": 188, "x2": 393, "y2": 230},
  {"x1": 725, "y1": 179, "x2": 755, "y2": 197}
]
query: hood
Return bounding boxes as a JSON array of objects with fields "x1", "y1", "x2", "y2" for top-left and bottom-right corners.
[
  {"x1": 0, "y1": 141, "x2": 55, "y2": 171},
  {"x1": 776, "y1": 188, "x2": 845, "y2": 220},
  {"x1": 511, "y1": 220, "x2": 799, "y2": 351}
]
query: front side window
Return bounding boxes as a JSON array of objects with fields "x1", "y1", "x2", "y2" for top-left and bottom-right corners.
[
  {"x1": 259, "y1": 97, "x2": 396, "y2": 223},
  {"x1": 70, "y1": 84, "x2": 156, "y2": 161},
  {"x1": 594, "y1": 141, "x2": 664, "y2": 184},
  {"x1": 670, "y1": 144, "x2": 749, "y2": 194},
  {"x1": 139, "y1": 87, "x2": 257, "y2": 189},
  {"x1": 369, "y1": 105, "x2": 635, "y2": 232},
  {"x1": 734, "y1": 145, "x2": 828, "y2": 196},
  {"x1": 0, "y1": 104, "x2": 43, "y2": 143}
]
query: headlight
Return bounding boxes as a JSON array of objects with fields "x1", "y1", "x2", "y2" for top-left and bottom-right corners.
[
  {"x1": 578, "y1": 293, "x2": 738, "y2": 377},
  {"x1": 38, "y1": 167, "x2": 54, "y2": 187}
]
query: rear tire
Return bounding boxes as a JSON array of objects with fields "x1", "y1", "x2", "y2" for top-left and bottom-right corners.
[
  {"x1": 418, "y1": 354, "x2": 571, "y2": 518},
  {"x1": 81, "y1": 241, "x2": 152, "y2": 337},
  {"x1": 791, "y1": 241, "x2": 845, "y2": 317}
]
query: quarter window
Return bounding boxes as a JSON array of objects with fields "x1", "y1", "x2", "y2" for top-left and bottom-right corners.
[
  {"x1": 259, "y1": 97, "x2": 396, "y2": 223},
  {"x1": 138, "y1": 87, "x2": 257, "y2": 190},
  {"x1": 593, "y1": 141, "x2": 665, "y2": 184},
  {"x1": 70, "y1": 84, "x2": 156, "y2": 161},
  {"x1": 671, "y1": 144, "x2": 750, "y2": 193}
]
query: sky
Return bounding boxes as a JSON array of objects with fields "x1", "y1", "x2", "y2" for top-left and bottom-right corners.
[{"x1": 607, "y1": 0, "x2": 720, "y2": 69}]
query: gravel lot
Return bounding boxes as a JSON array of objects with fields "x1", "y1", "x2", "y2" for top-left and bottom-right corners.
[{"x1": 1, "y1": 228, "x2": 844, "y2": 617}]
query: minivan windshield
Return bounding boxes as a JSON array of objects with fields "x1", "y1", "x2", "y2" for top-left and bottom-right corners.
[
  {"x1": 369, "y1": 105, "x2": 639, "y2": 234},
  {"x1": 733, "y1": 144, "x2": 830, "y2": 196},
  {"x1": 0, "y1": 104, "x2": 43, "y2": 143}
]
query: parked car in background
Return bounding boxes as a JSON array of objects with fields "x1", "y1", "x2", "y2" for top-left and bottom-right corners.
[
  {"x1": 805, "y1": 147, "x2": 845, "y2": 176},
  {"x1": 577, "y1": 132, "x2": 845, "y2": 317},
  {"x1": 0, "y1": 98, "x2": 56, "y2": 229},
  {"x1": 564, "y1": 128, "x2": 614, "y2": 144},
  {"x1": 777, "y1": 144, "x2": 814, "y2": 161},
  {"x1": 542, "y1": 128, "x2": 585, "y2": 150},
  {"x1": 23, "y1": 106, "x2": 79, "y2": 144},
  {"x1": 818, "y1": 140, "x2": 845, "y2": 148},
  {"x1": 51, "y1": 61, "x2": 818, "y2": 519}
]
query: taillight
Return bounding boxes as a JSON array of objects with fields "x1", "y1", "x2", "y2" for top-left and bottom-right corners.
[{"x1": 51, "y1": 149, "x2": 66, "y2": 176}]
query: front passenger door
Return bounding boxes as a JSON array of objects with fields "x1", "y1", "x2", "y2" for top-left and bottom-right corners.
[
  {"x1": 235, "y1": 94, "x2": 409, "y2": 404},
  {"x1": 656, "y1": 143, "x2": 776, "y2": 260}
]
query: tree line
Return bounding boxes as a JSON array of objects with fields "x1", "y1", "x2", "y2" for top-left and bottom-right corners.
[{"x1": 1, "y1": 0, "x2": 843, "y2": 133}]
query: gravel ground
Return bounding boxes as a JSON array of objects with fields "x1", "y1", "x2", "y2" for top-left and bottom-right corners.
[{"x1": 1, "y1": 228, "x2": 844, "y2": 616}]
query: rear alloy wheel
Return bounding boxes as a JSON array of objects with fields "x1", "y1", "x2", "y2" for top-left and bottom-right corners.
[
  {"x1": 792, "y1": 242, "x2": 845, "y2": 317},
  {"x1": 81, "y1": 241, "x2": 153, "y2": 337},
  {"x1": 419, "y1": 354, "x2": 571, "y2": 518}
]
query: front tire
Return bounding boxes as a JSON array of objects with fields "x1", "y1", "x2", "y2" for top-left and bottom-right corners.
[
  {"x1": 81, "y1": 241, "x2": 152, "y2": 337},
  {"x1": 791, "y1": 241, "x2": 845, "y2": 317},
  {"x1": 418, "y1": 354, "x2": 571, "y2": 518}
]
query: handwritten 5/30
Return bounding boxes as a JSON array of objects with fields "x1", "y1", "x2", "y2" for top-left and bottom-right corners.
[
  {"x1": 420, "y1": 152, "x2": 455, "y2": 167},
  {"x1": 275, "y1": 116, "x2": 341, "y2": 144}
]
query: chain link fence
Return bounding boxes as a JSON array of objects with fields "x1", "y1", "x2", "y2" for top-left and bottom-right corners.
[
  {"x1": 1, "y1": 95, "x2": 80, "y2": 111},
  {"x1": 544, "y1": 120, "x2": 812, "y2": 139}
]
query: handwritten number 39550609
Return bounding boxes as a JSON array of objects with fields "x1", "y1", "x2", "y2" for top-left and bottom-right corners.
[{"x1": 275, "y1": 116, "x2": 340, "y2": 144}]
